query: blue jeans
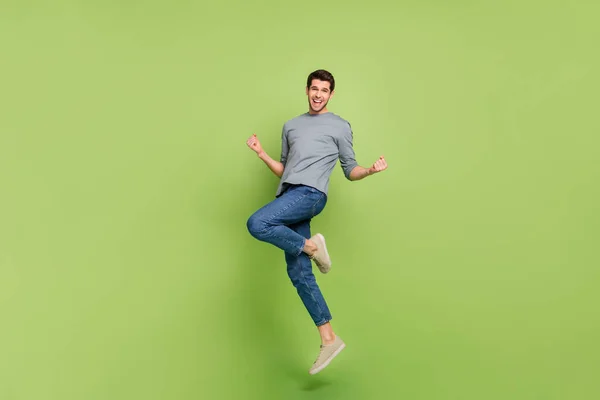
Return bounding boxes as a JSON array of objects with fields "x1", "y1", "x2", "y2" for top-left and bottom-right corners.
[{"x1": 246, "y1": 184, "x2": 332, "y2": 326}]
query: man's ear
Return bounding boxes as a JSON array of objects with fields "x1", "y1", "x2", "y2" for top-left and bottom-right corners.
[
  {"x1": 305, "y1": 87, "x2": 309, "y2": 95},
  {"x1": 330, "y1": 90, "x2": 335, "y2": 98}
]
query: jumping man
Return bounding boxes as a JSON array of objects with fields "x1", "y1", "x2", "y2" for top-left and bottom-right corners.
[{"x1": 245, "y1": 69, "x2": 388, "y2": 375}]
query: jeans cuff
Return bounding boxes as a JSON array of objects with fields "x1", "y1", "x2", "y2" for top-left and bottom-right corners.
[{"x1": 296, "y1": 238, "x2": 306, "y2": 257}]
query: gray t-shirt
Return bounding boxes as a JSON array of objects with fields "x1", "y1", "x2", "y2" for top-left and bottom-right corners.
[{"x1": 275, "y1": 112, "x2": 358, "y2": 197}]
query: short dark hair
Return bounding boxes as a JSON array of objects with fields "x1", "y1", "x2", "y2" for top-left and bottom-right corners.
[{"x1": 306, "y1": 69, "x2": 335, "y2": 91}]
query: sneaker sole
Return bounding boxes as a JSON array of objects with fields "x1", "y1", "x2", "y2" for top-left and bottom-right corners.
[
  {"x1": 309, "y1": 342, "x2": 346, "y2": 375},
  {"x1": 314, "y1": 233, "x2": 331, "y2": 274}
]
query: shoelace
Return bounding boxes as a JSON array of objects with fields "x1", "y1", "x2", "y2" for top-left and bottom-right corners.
[
  {"x1": 313, "y1": 346, "x2": 326, "y2": 364},
  {"x1": 313, "y1": 342, "x2": 334, "y2": 364}
]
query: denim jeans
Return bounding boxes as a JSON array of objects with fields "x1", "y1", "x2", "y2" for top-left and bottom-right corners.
[{"x1": 246, "y1": 184, "x2": 332, "y2": 326}]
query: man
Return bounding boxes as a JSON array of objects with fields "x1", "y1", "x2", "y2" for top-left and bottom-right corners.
[{"x1": 245, "y1": 69, "x2": 388, "y2": 375}]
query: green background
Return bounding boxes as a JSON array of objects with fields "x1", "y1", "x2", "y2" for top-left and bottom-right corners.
[{"x1": 1, "y1": 0, "x2": 599, "y2": 399}]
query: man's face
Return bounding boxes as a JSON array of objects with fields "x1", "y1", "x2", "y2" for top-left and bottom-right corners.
[{"x1": 306, "y1": 79, "x2": 334, "y2": 114}]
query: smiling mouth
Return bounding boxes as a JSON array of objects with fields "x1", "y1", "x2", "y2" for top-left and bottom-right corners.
[{"x1": 312, "y1": 99, "x2": 323, "y2": 105}]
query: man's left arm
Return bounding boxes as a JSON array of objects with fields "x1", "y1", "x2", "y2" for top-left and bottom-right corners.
[
  {"x1": 348, "y1": 156, "x2": 388, "y2": 181},
  {"x1": 338, "y1": 125, "x2": 388, "y2": 181}
]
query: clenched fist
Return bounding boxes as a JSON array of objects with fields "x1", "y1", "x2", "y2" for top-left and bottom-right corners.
[
  {"x1": 369, "y1": 156, "x2": 388, "y2": 175},
  {"x1": 246, "y1": 133, "x2": 263, "y2": 155}
]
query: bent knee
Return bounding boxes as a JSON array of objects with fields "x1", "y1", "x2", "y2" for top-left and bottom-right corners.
[{"x1": 246, "y1": 214, "x2": 266, "y2": 237}]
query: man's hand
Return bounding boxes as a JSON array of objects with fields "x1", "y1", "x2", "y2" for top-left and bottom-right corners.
[
  {"x1": 246, "y1": 133, "x2": 284, "y2": 178},
  {"x1": 369, "y1": 155, "x2": 388, "y2": 175},
  {"x1": 246, "y1": 133, "x2": 263, "y2": 155},
  {"x1": 348, "y1": 155, "x2": 388, "y2": 181}
]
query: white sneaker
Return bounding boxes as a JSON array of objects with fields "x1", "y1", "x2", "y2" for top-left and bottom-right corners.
[
  {"x1": 309, "y1": 233, "x2": 331, "y2": 274},
  {"x1": 309, "y1": 336, "x2": 346, "y2": 375}
]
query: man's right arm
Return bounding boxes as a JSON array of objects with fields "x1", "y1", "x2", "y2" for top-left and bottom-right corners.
[
  {"x1": 257, "y1": 150, "x2": 284, "y2": 178},
  {"x1": 246, "y1": 130, "x2": 286, "y2": 178},
  {"x1": 257, "y1": 125, "x2": 288, "y2": 178}
]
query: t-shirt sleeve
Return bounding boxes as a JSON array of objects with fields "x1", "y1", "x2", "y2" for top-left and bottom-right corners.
[
  {"x1": 338, "y1": 122, "x2": 359, "y2": 180},
  {"x1": 280, "y1": 124, "x2": 289, "y2": 166}
]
